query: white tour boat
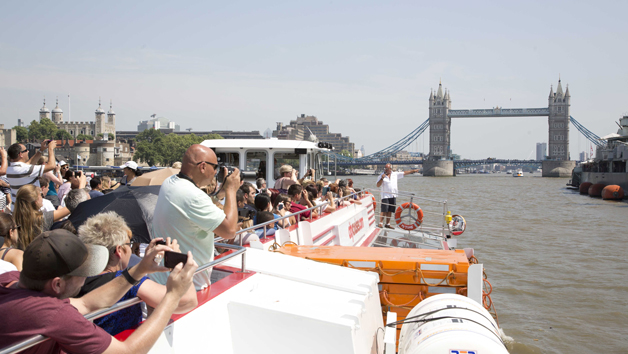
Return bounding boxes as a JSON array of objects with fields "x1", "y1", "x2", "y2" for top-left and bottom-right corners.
[{"x1": 2, "y1": 138, "x2": 509, "y2": 354}]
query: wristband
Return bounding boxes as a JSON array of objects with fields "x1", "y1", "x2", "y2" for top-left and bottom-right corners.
[{"x1": 121, "y1": 268, "x2": 140, "y2": 286}]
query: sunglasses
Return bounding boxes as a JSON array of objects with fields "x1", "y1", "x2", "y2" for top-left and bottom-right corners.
[
  {"x1": 123, "y1": 241, "x2": 138, "y2": 248},
  {"x1": 196, "y1": 161, "x2": 218, "y2": 169},
  {"x1": 12, "y1": 225, "x2": 21, "y2": 231},
  {"x1": 21, "y1": 149, "x2": 28, "y2": 154}
]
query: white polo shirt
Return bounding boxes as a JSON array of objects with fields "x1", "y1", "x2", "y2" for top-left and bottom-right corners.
[
  {"x1": 5, "y1": 162, "x2": 45, "y2": 200},
  {"x1": 380, "y1": 171, "x2": 404, "y2": 199}
]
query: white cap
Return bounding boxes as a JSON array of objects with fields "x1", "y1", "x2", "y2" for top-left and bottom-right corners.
[
  {"x1": 59, "y1": 161, "x2": 67, "y2": 167},
  {"x1": 120, "y1": 161, "x2": 138, "y2": 170}
]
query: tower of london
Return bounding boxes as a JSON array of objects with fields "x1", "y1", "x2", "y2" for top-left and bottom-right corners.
[{"x1": 39, "y1": 97, "x2": 116, "y2": 140}]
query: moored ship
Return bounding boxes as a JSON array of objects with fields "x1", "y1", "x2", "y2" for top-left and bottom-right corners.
[{"x1": 570, "y1": 115, "x2": 628, "y2": 193}]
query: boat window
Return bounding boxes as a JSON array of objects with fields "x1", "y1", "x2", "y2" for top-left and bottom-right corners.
[
  {"x1": 274, "y1": 152, "x2": 300, "y2": 180},
  {"x1": 216, "y1": 152, "x2": 240, "y2": 169},
  {"x1": 246, "y1": 151, "x2": 267, "y2": 180}
]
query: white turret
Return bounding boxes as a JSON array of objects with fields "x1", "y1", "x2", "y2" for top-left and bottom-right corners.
[
  {"x1": 39, "y1": 98, "x2": 51, "y2": 120},
  {"x1": 95, "y1": 97, "x2": 105, "y2": 113},
  {"x1": 51, "y1": 98, "x2": 63, "y2": 123}
]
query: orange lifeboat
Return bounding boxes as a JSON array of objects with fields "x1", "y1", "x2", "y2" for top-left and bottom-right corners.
[
  {"x1": 579, "y1": 182, "x2": 592, "y2": 195},
  {"x1": 588, "y1": 183, "x2": 606, "y2": 198},
  {"x1": 602, "y1": 185, "x2": 624, "y2": 200}
]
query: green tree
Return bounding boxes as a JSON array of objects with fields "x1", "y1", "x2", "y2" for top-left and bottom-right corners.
[
  {"x1": 200, "y1": 133, "x2": 223, "y2": 141},
  {"x1": 134, "y1": 129, "x2": 166, "y2": 166},
  {"x1": 96, "y1": 133, "x2": 104, "y2": 140},
  {"x1": 12, "y1": 126, "x2": 28, "y2": 142},
  {"x1": 76, "y1": 134, "x2": 93, "y2": 141},
  {"x1": 55, "y1": 130, "x2": 73, "y2": 140},
  {"x1": 108, "y1": 133, "x2": 115, "y2": 140},
  {"x1": 340, "y1": 149, "x2": 352, "y2": 157},
  {"x1": 28, "y1": 118, "x2": 58, "y2": 141}
]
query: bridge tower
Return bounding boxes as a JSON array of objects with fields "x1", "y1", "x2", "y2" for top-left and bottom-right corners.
[
  {"x1": 542, "y1": 79, "x2": 576, "y2": 177},
  {"x1": 424, "y1": 82, "x2": 454, "y2": 176}
]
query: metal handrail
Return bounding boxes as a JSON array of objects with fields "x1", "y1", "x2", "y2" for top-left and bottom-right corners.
[{"x1": 0, "y1": 243, "x2": 247, "y2": 354}]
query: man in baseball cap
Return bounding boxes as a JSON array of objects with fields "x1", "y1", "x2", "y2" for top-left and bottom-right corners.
[{"x1": 0, "y1": 230, "x2": 198, "y2": 354}]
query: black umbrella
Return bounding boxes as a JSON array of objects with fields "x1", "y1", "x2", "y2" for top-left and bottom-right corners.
[{"x1": 69, "y1": 185, "x2": 160, "y2": 243}]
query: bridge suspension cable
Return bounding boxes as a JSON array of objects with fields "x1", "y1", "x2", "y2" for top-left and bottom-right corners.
[
  {"x1": 329, "y1": 118, "x2": 430, "y2": 162},
  {"x1": 570, "y1": 116, "x2": 603, "y2": 147}
]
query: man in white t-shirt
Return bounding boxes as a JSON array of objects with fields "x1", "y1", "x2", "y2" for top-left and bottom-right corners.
[
  {"x1": 6, "y1": 141, "x2": 57, "y2": 201},
  {"x1": 376, "y1": 163, "x2": 419, "y2": 229},
  {"x1": 150, "y1": 144, "x2": 241, "y2": 290}
]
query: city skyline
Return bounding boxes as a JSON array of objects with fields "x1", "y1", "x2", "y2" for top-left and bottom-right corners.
[{"x1": 1, "y1": 1, "x2": 627, "y2": 159}]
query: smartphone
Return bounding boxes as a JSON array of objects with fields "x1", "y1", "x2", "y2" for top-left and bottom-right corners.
[
  {"x1": 322, "y1": 186, "x2": 329, "y2": 195},
  {"x1": 75, "y1": 171, "x2": 82, "y2": 177},
  {"x1": 277, "y1": 202, "x2": 284, "y2": 211},
  {"x1": 155, "y1": 240, "x2": 166, "y2": 246},
  {"x1": 164, "y1": 251, "x2": 188, "y2": 269}
]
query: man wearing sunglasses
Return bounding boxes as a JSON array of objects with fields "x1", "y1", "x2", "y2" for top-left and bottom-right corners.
[
  {"x1": 150, "y1": 144, "x2": 241, "y2": 290},
  {"x1": 5, "y1": 141, "x2": 58, "y2": 204}
]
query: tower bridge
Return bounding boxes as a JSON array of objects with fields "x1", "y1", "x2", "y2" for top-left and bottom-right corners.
[
  {"x1": 425, "y1": 79, "x2": 573, "y2": 177},
  {"x1": 329, "y1": 78, "x2": 602, "y2": 177}
]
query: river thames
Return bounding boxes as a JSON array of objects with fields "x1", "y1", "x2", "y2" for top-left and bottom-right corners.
[{"x1": 349, "y1": 173, "x2": 627, "y2": 354}]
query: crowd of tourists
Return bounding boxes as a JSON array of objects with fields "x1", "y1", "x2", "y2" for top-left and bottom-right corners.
[{"x1": 0, "y1": 141, "x2": 366, "y2": 354}]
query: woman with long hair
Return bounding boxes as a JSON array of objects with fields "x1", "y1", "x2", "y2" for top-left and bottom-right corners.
[
  {"x1": 272, "y1": 194, "x2": 296, "y2": 227},
  {"x1": 13, "y1": 184, "x2": 70, "y2": 250},
  {"x1": 0, "y1": 213, "x2": 24, "y2": 270}
]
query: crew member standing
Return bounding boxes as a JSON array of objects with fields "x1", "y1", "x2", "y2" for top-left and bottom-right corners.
[{"x1": 376, "y1": 164, "x2": 418, "y2": 229}]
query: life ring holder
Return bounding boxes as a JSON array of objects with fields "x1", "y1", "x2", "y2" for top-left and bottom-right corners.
[{"x1": 394, "y1": 202, "x2": 424, "y2": 231}]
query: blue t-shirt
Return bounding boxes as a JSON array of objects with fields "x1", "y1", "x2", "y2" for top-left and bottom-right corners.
[
  {"x1": 46, "y1": 180, "x2": 58, "y2": 196},
  {"x1": 78, "y1": 270, "x2": 149, "y2": 335}
]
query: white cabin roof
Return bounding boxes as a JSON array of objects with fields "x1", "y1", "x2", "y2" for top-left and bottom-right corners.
[{"x1": 201, "y1": 138, "x2": 327, "y2": 151}]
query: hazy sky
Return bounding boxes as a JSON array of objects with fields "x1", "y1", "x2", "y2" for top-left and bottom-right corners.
[{"x1": 1, "y1": 1, "x2": 626, "y2": 159}]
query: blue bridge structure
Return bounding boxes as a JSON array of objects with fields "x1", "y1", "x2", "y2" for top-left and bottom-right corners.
[{"x1": 326, "y1": 79, "x2": 602, "y2": 176}]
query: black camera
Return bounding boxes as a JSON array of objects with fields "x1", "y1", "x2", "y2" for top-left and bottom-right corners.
[
  {"x1": 238, "y1": 207, "x2": 256, "y2": 221},
  {"x1": 216, "y1": 164, "x2": 235, "y2": 183}
]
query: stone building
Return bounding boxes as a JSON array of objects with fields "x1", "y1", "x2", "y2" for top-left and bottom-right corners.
[
  {"x1": 547, "y1": 80, "x2": 570, "y2": 160},
  {"x1": 54, "y1": 139, "x2": 132, "y2": 167},
  {"x1": 273, "y1": 114, "x2": 355, "y2": 156},
  {"x1": 0, "y1": 124, "x2": 16, "y2": 148},
  {"x1": 39, "y1": 98, "x2": 116, "y2": 140},
  {"x1": 428, "y1": 82, "x2": 451, "y2": 160}
]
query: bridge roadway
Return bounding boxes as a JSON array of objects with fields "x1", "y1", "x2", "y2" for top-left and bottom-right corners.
[
  {"x1": 447, "y1": 107, "x2": 550, "y2": 118},
  {"x1": 336, "y1": 159, "x2": 544, "y2": 167}
]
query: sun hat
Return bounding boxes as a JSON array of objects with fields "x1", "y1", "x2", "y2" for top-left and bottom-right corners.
[
  {"x1": 120, "y1": 161, "x2": 138, "y2": 170},
  {"x1": 279, "y1": 165, "x2": 293, "y2": 174},
  {"x1": 22, "y1": 230, "x2": 108, "y2": 280}
]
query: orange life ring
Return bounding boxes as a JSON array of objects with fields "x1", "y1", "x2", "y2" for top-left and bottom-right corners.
[
  {"x1": 394, "y1": 202, "x2": 423, "y2": 230},
  {"x1": 364, "y1": 191, "x2": 377, "y2": 209}
]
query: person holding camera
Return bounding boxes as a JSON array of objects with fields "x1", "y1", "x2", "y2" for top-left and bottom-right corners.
[
  {"x1": 287, "y1": 184, "x2": 318, "y2": 222},
  {"x1": 5, "y1": 140, "x2": 57, "y2": 204},
  {"x1": 150, "y1": 144, "x2": 240, "y2": 290}
]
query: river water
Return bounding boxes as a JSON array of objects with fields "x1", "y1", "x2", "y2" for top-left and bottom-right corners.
[{"x1": 348, "y1": 173, "x2": 627, "y2": 354}]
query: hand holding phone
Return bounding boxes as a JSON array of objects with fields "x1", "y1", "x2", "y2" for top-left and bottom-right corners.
[
  {"x1": 278, "y1": 202, "x2": 284, "y2": 211},
  {"x1": 164, "y1": 251, "x2": 188, "y2": 269}
]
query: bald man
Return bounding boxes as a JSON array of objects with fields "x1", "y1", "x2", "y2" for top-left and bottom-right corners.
[{"x1": 150, "y1": 144, "x2": 240, "y2": 290}]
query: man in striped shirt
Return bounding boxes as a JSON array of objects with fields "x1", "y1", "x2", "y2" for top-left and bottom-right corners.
[{"x1": 6, "y1": 141, "x2": 57, "y2": 201}]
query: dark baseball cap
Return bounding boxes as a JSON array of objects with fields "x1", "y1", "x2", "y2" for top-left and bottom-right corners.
[{"x1": 22, "y1": 230, "x2": 108, "y2": 280}]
